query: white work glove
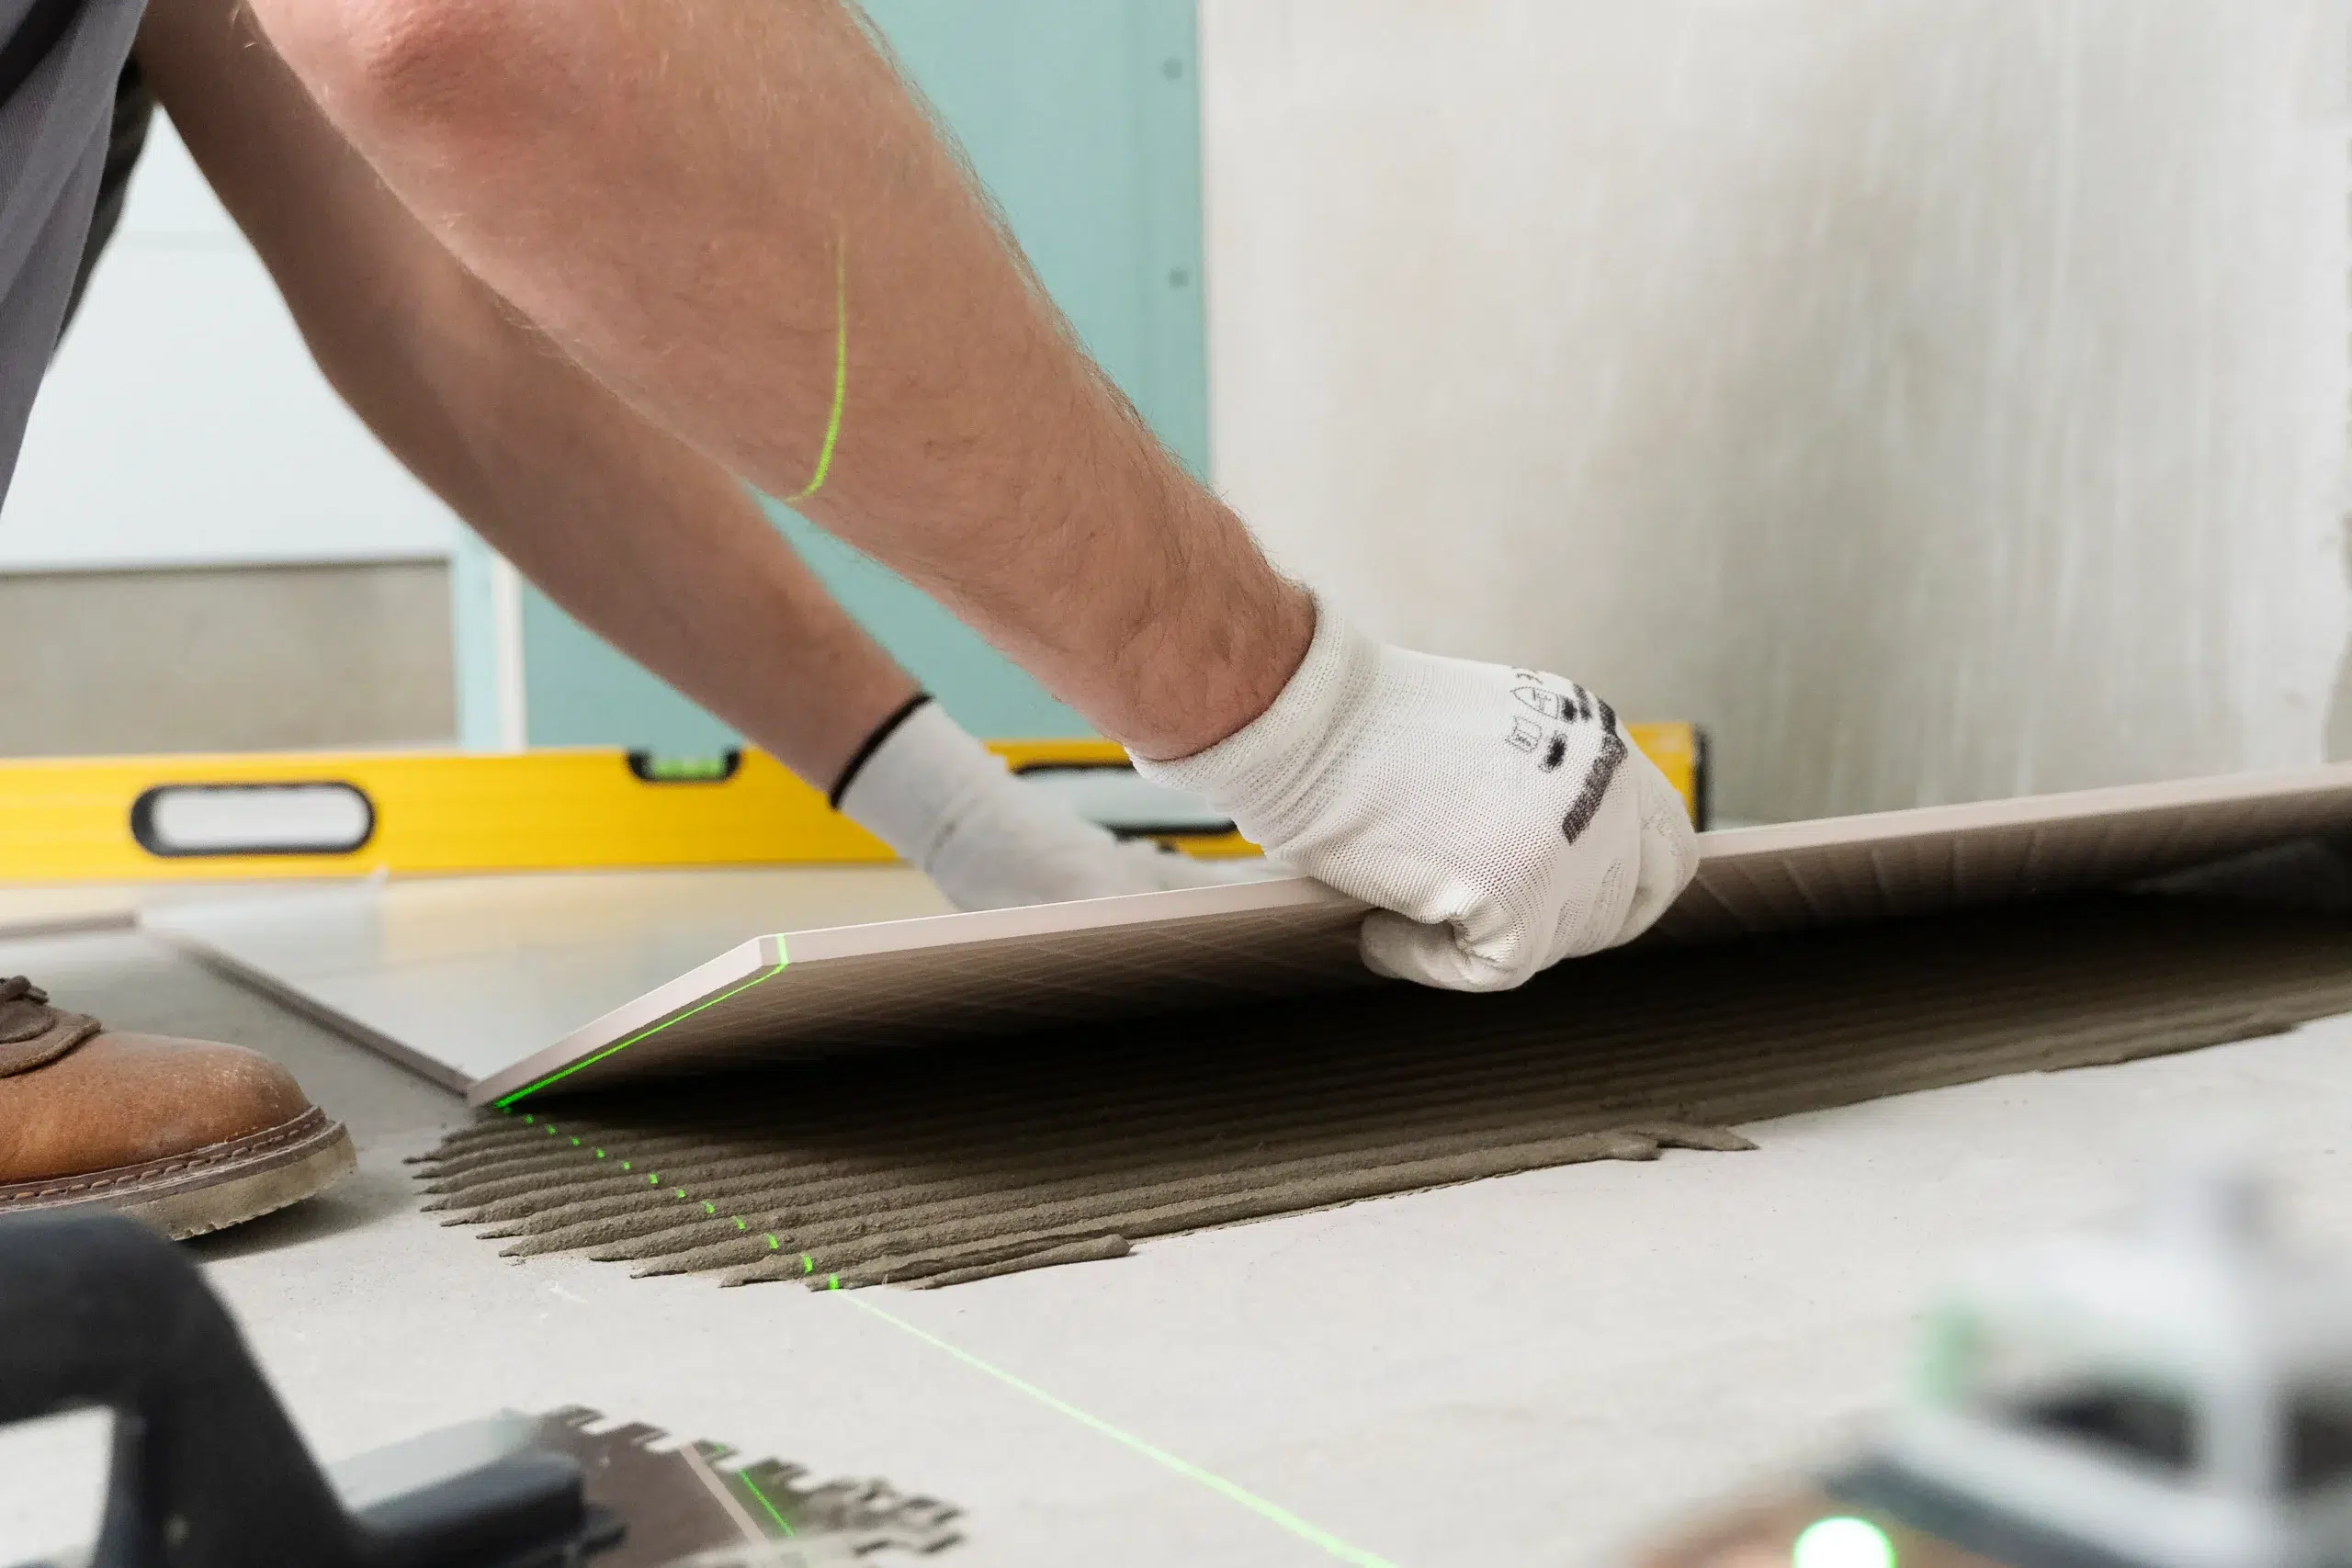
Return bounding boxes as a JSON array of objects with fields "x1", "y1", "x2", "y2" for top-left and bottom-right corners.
[
  {"x1": 835, "y1": 697, "x2": 1273, "y2": 911},
  {"x1": 1133, "y1": 601, "x2": 1698, "y2": 991}
]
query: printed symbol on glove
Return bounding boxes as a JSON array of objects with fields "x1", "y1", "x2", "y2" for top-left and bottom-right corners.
[
  {"x1": 1507, "y1": 716, "x2": 1543, "y2": 754},
  {"x1": 1513, "y1": 684, "x2": 1597, "y2": 724},
  {"x1": 1540, "y1": 733, "x2": 1568, "y2": 773},
  {"x1": 1560, "y1": 699, "x2": 1630, "y2": 844}
]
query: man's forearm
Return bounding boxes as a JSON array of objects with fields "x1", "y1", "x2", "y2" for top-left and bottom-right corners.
[
  {"x1": 322, "y1": 276, "x2": 922, "y2": 787},
  {"x1": 244, "y1": 0, "x2": 1312, "y2": 761},
  {"x1": 139, "y1": 0, "x2": 915, "y2": 787}
]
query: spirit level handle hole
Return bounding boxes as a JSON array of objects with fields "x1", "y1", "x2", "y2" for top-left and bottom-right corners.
[{"x1": 130, "y1": 783, "x2": 377, "y2": 858}]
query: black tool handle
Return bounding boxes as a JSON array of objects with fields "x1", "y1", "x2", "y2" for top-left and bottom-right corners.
[{"x1": 0, "y1": 1210, "x2": 609, "y2": 1568}]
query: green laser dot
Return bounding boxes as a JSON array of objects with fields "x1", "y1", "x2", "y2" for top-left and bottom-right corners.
[{"x1": 1792, "y1": 1517, "x2": 1895, "y2": 1568}]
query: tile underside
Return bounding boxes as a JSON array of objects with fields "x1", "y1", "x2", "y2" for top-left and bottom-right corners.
[{"x1": 416, "y1": 894, "x2": 2352, "y2": 1290}]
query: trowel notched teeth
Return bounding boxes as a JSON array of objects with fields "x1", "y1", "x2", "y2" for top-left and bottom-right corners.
[{"x1": 526, "y1": 1406, "x2": 962, "y2": 1559}]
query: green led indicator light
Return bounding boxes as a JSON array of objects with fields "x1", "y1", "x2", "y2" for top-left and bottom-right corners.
[{"x1": 1792, "y1": 1517, "x2": 1894, "y2": 1568}]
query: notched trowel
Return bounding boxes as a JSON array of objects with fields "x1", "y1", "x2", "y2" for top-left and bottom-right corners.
[
  {"x1": 0, "y1": 1211, "x2": 959, "y2": 1568},
  {"x1": 334, "y1": 1406, "x2": 960, "y2": 1568}
]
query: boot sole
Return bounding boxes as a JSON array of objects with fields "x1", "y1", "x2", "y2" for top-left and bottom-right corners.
[{"x1": 0, "y1": 1106, "x2": 357, "y2": 1240}]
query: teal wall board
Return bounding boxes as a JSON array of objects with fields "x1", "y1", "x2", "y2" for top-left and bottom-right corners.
[
  {"x1": 520, "y1": 588, "x2": 740, "y2": 754},
  {"x1": 502, "y1": 0, "x2": 1207, "y2": 754},
  {"x1": 448, "y1": 528, "x2": 504, "y2": 750},
  {"x1": 762, "y1": 507, "x2": 1091, "y2": 739}
]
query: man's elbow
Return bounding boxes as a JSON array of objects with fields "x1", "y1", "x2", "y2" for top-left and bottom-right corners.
[{"x1": 243, "y1": 0, "x2": 527, "y2": 145}]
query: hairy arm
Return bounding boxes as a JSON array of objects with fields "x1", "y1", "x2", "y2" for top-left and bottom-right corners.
[
  {"x1": 134, "y1": 0, "x2": 917, "y2": 785},
  {"x1": 237, "y1": 0, "x2": 1314, "y2": 761}
]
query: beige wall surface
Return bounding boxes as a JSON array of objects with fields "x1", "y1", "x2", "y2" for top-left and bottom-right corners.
[
  {"x1": 1201, "y1": 0, "x2": 2351, "y2": 822},
  {"x1": 0, "y1": 562, "x2": 455, "y2": 756}
]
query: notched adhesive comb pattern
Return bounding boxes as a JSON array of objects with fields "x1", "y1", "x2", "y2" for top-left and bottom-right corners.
[
  {"x1": 530, "y1": 1405, "x2": 959, "y2": 1567},
  {"x1": 414, "y1": 896, "x2": 2352, "y2": 1290}
]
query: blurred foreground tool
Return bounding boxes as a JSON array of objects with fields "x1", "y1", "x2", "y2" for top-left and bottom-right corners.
[
  {"x1": 0, "y1": 1210, "x2": 959, "y2": 1568},
  {"x1": 0, "y1": 727, "x2": 1710, "y2": 883},
  {"x1": 1640, "y1": 1164, "x2": 2352, "y2": 1568}
]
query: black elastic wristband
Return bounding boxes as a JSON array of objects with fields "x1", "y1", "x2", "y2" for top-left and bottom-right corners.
[{"x1": 829, "y1": 692, "x2": 935, "y2": 809}]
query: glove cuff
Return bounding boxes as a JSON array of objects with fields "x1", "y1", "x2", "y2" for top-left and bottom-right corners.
[
  {"x1": 1133, "y1": 594, "x2": 1375, "y2": 834},
  {"x1": 833, "y1": 698, "x2": 1006, "y2": 869}
]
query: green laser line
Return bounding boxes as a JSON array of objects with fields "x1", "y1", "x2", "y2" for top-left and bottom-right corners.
[
  {"x1": 787, "y1": 232, "x2": 849, "y2": 502},
  {"x1": 494, "y1": 952, "x2": 789, "y2": 1107},
  {"x1": 842, "y1": 1297, "x2": 1399, "y2": 1568},
  {"x1": 736, "y1": 1469, "x2": 797, "y2": 1539}
]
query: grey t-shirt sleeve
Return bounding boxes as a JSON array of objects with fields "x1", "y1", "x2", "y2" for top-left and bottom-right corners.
[
  {"x1": 62, "y1": 58, "x2": 153, "y2": 331},
  {"x1": 0, "y1": 0, "x2": 148, "y2": 506}
]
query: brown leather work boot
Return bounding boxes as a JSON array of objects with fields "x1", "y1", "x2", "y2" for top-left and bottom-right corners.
[{"x1": 0, "y1": 977, "x2": 355, "y2": 1238}]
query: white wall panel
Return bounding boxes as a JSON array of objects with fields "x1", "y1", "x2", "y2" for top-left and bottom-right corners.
[
  {"x1": 0, "y1": 116, "x2": 457, "y2": 571},
  {"x1": 1201, "y1": 0, "x2": 2352, "y2": 821}
]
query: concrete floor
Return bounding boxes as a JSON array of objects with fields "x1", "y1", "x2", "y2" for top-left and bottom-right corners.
[{"x1": 6, "y1": 923, "x2": 2352, "y2": 1567}]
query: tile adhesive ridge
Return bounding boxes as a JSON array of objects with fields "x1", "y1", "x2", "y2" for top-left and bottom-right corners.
[{"x1": 413, "y1": 895, "x2": 2352, "y2": 1289}]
